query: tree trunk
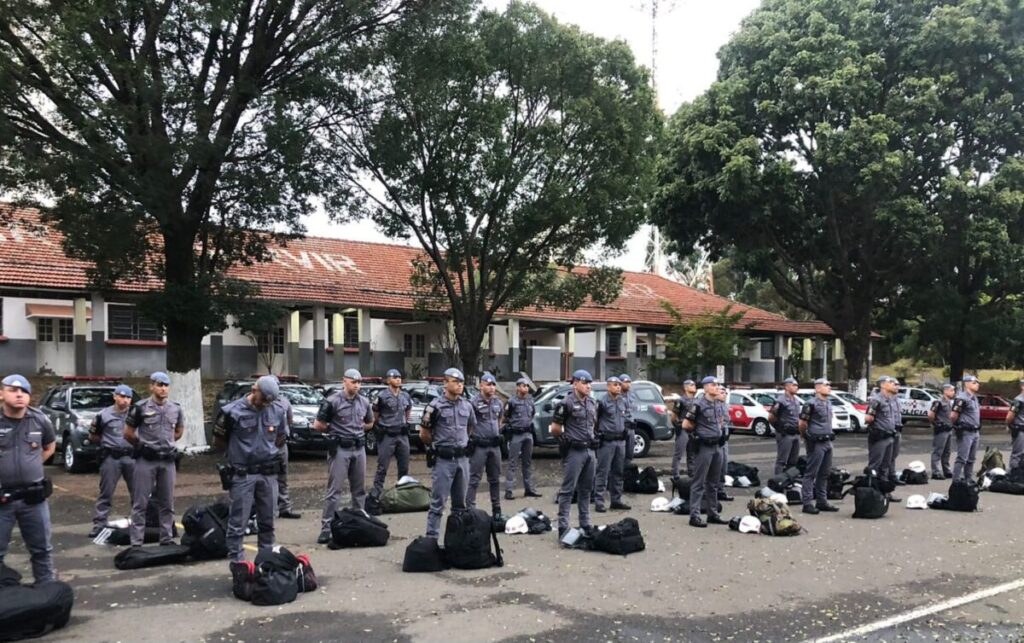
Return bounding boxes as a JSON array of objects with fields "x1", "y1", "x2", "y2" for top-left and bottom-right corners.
[
  {"x1": 949, "y1": 332, "x2": 967, "y2": 384},
  {"x1": 162, "y1": 226, "x2": 206, "y2": 373},
  {"x1": 166, "y1": 322, "x2": 205, "y2": 373},
  {"x1": 842, "y1": 330, "x2": 870, "y2": 382}
]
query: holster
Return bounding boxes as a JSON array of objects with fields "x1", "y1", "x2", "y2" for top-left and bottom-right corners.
[
  {"x1": 426, "y1": 447, "x2": 437, "y2": 468},
  {"x1": 557, "y1": 438, "x2": 570, "y2": 460},
  {"x1": 328, "y1": 436, "x2": 365, "y2": 456},
  {"x1": 217, "y1": 463, "x2": 234, "y2": 491},
  {"x1": 0, "y1": 479, "x2": 53, "y2": 505},
  {"x1": 499, "y1": 439, "x2": 509, "y2": 460},
  {"x1": 465, "y1": 441, "x2": 477, "y2": 457},
  {"x1": 934, "y1": 424, "x2": 953, "y2": 434},
  {"x1": 867, "y1": 427, "x2": 882, "y2": 444}
]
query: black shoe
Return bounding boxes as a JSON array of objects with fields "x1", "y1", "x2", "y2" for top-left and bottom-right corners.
[
  {"x1": 802, "y1": 505, "x2": 820, "y2": 515},
  {"x1": 816, "y1": 503, "x2": 839, "y2": 512},
  {"x1": 707, "y1": 515, "x2": 728, "y2": 525},
  {"x1": 581, "y1": 525, "x2": 597, "y2": 538},
  {"x1": 944, "y1": 471, "x2": 954, "y2": 478},
  {"x1": 595, "y1": 506, "x2": 607, "y2": 513},
  {"x1": 317, "y1": 531, "x2": 331, "y2": 545},
  {"x1": 689, "y1": 516, "x2": 707, "y2": 528},
  {"x1": 931, "y1": 472, "x2": 945, "y2": 481},
  {"x1": 524, "y1": 490, "x2": 543, "y2": 498},
  {"x1": 504, "y1": 490, "x2": 514, "y2": 500},
  {"x1": 278, "y1": 510, "x2": 302, "y2": 519},
  {"x1": 88, "y1": 525, "x2": 103, "y2": 538},
  {"x1": 610, "y1": 501, "x2": 631, "y2": 511},
  {"x1": 558, "y1": 527, "x2": 568, "y2": 540},
  {"x1": 717, "y1": 491, "x2": 734, "y2": 502}
]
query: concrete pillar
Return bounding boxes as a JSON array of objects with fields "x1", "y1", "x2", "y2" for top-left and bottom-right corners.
[
  {"x1": 507, "y1": 318, "x2": 521, "y2": 374},
  {"x1": 287, "y1": 310, "x2": 300, "y2": 376},
  {"x1": 90, "y1": 292, "x2": 105, "y2": 376},
  {"x1": 332, "y1": 312, "x2": 345, "y2": 378},
  {"x1": 773, "y1": 335, "x2": 787, "y2": 383},
  {"x1": 625, "y1": 325, "x2": 637, "y2": 377},
  {"x1": 832, "y1": 338, "x2": 846, "y2": 383},
  {"x1": 563, "y1": 326, "x2": 576, "y2": 379},
  {"x1": 817, "y1": 338, "x2": 828, "y2": 380},
  {"x1": 594, "y1": 325, "x2": 607, "y2": 380},
  {"x1": 802, "y1": 337, "x2": 813, "y2": 380},
  {"x1": 210, "y1": 334, "x2": 224, "y2": 378},
  {"x1": 646, "y1": 330, "x2": 658, "y2": 381},
  {"x1": 73, "y1": 297, "x2": 88, "y2": 375},
  {"x1": 312, "y1": 305, "x2": 326, "y2": 381},
  {"x1": 357, "y1": 308, "x2": 371, "y2": 374}
]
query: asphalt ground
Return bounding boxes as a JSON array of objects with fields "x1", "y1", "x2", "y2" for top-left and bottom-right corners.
[{"x1": 7, "y1": 423, "x2": 1024, "y2": 642}]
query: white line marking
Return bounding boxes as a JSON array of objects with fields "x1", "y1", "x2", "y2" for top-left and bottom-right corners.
[{"x1": 809, "y1": 577, "x2": 1024, "y2": 643}]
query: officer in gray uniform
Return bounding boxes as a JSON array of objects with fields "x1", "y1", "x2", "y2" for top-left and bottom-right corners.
[
  {"x1": 214, "y1": 376, "x2": 287, "y2": 562},
  {"x1": 421, "y1": 367, "x2": 477, "y2": 539},
  {"x1": 88, "y1": 384, "x2": 136, "y2": 537},
  {"x1": 594, "y1": 376, "x2": 631, "y2": 512},
  {"x1": 370, "y1": 369, "x2": 413, "y2": 502},
  {"x1": 314, "y1": 368, "x2": 374, "y2": 544},
  {"x1": 551, "y1": 369, "x2": 598, "y2": 538},
  {"x1": 799, "y1": 378, "x2": 839, "y2": 514},
  {"x1": 865, "y1": 375, "x2": 901, "y2": 501},
  {"x1": 951, "y1": 374, "x2": 982, "y2": 481},
  {"x1": 271, "y1": 377, "x2": 300, "y2": 520},
  {"x1": 620, "y1": 375, "x2": 638, "y2": 463},
  {"x1": 929, "y1": 383, "x2": 956, "y2": 479},
  {"x1": 1006, "y1": 379, "x2": 1024, "y2": 471},
  {"x1": 0, "y1": 374, "x2": 56, "y2": 583},
  {"x1": 124, "y1": 371, "x2": 184, "y2": 547},
  {"x1": 504, "y1": 377, "x2": 541, "y2": 500},
  {"x1": 770, "y1": 377, "x2": 803, "y2": 475},
  {"x1": 670, "y1": 379, "x2": 697, "y2": 479},
  {"x1": 683, "y1": 376, "x2": 729, "y2": 528},
  {"x1": 468, "y1": 372, "x2": 505, "y2": 516}
]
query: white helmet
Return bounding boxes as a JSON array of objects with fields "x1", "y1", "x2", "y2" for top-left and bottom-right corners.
[
  {"x1": 504, "y1": 515, "x2": 529, "y2": 534},
  {"x1": 905, "y1": 495, "x2": 927, "y2": 510},
  {"x1": 908, "y1": 461, "x2": 926, "y2": 474},
  {"x1": 769, "y1": 493, "x2": 788, "y2": 506},
  {"x1": 739, "y1": 515, "x2": 762, "y2": 534},
  {"x1": 650, "y1": 496, "x2": 671, "y2": 512},
  {"x1": 724, "y1": 474, "x2": 735, "y2": 487},
  {"x1": 988, "y1": 467, "x2": 1007, "y2": 478}
]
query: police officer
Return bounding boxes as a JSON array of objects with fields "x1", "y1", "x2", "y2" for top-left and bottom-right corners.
[
  {"x1": 620, "y1": 375, "x2": 639, "y2": 463},
  {"x1": 467, "y1": 372, "x2": 504, "y2": 516},
  {"x1": 214, "y1": 376, "x2": 287, "y2": 562},
  {"x1": 504, "y1": 377, "x2": 541, "y2": 500},
  {"x1": 421, "y1": 368, "x2": 477, "y2": 539},
  {"x1": 314, "y1": 368, "x2": 374, "y2": 544},
  {"x1": 670, "y1": 379, "x2": 697, "y2": 479},
  {"x1": 370, "y1": 369, "x2": 413, "y2": 504},
  {"x1": 0, "y1": 374, "x2": 56, "y2": 583},
  {"x1": 550, "y1": 369, "x2": 598, "y2": 539},
  {"x1": 594, "y1": 376, "x2": 631, "y2": 513},
  {"x1": 951, "y1": 374, "x2": 982, "y2": 481},
  {"x1": 124, "y1": 371, "x2": 184, "y2": 547},
  {"x1": 272, "y1": 380, "x2": 301, "y2": 519},
  {"x1": 88, "y1": 384, "x2": 136, "y2": 537},
  {"x1": 683, "y1": 376, "x2": 729, "y2": 528},
  {"x1": 769, "y1": 377, "x2": 802, "y2": 475},
  {"x1": 799, "y1": 378, "x2": 838, "y2": 514},
  {"x1": 865, "y1": 375, "x2": 901, "y2": 501},
  {"x1": 1006, "y1": 379, "x2": 1024, "y2": 471},
  {"x1": 929, "y1": 383, "x2": 956, "y2": 480}
]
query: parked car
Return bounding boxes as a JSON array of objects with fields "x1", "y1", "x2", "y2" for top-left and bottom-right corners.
[
  {"x1": 723, "y1": 390, "x2": 774, "y2": 437},
  {"x1": 214, "y1": 379, "x2": 331, "y2": 454},
  {"x1": 870, "y1": 386, "x2": 941, "y2": 422},
  {"x1": 834, "y1": 391, "x2": 869, "y2": 413},
  {"x1": 532, "y1": 381, "x2": 672, "y2": 457},
  {"x1": 747, "y1": 388, "x2": 859, "y2": 432},
  {"x1": 39, "y1": 379, "x2": 139, "y2": 473},
  {"x1": 402, "y1": 382, "x2": 480, "y2": 452},
  {"x1": 978, "y1": 393, "x2": 1013, "y2": 423}
]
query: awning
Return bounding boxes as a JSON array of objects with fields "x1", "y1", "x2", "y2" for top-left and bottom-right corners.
[{"x1": 25, "y1": 303, "x2": 92, "y2": 320}]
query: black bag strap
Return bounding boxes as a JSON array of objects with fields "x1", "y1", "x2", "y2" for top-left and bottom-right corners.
[{"x1": 491, "y1": 530, "x2": 504, "y2": 567}]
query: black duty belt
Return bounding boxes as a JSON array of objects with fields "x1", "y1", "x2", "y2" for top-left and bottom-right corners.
[
  {"x1": 434, "y1": 446, "x2": 467, "y2": 459},
  {"x1": 565, "y1": 439, "x2": 597, "y2": 450},
  {"x1": 697, "y1": 436, "x2": 725, "y2": 448},
  {"x1": 472, "y1": 436, "x2": 502, "y2": 448},
  {"x1": 230, "y1": 459, "x2": 284, "y2": 476},
  {"x1": 600, "y1": 431, "x2": 628, "y2": 441},
  {"x1": 807, "y1": 434, "x2": 835, "y2": 443},
  {"x1": 509, "y1": 427, "x2": 532, "y2": 434},
  {"x1": 139, "y1": 445, "x2": 176, "y2": 461},
  {"x1": 332, "y1": 436, "x2": 366, "y2": 449},
  {"x1": 958, "y1": 426, "x2": 980, "y2": 433},
  {"x1": 782, "y1": 427, "x2": 800, "y2": 436},
  {"x1": 0, "y1": 479, "x2": 53, "y2": 505},
  {"x1": 934, "y1": 424, "x2": 953, "y2": 432},
  {"x1": 100, "y1": 447, "x2": 135, "y2": 459},
  {"x1": 380, "y1": 427, "x2": 408, "y2": 437}
]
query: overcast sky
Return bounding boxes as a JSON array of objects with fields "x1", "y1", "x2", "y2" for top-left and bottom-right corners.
[{"x1": 304, "y1": 0, "x2": 762, "y2": 271}]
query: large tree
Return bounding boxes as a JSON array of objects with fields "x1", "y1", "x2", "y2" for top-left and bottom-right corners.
[
  {"x1": 0, "y1": 0, "x2": 414, "y2": 372},
  {"x1": 322, "y1": 0, "x2": 661, "y2": 376},
  {"x1": 654, "y1": 0, "x2": 1024, "y2": 385}
]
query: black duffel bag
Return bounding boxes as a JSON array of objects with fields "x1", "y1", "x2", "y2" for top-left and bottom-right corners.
[
  {"x1": 592, "y1": 518, "x2": 645, "y2": 556},
  {"x1": 946, "y1": 479, "x2": 980, "y2": 512},
  {"x1": 444, "y1": 508, "x2": 503, "y2": 569},
  {"x1": 989, "y1": 479, "x2": 1024, "y2": 495},
  {"x1": 251, "y1": 547, "x2": 300, "y2": 606},
  {"x1": 402, "y1": 536, "x2": 450, "y2": 573},
  {"x1": 0, "y1": 568, "x2": 74, "y2": 642},
  {"x1": 113, "y1": 543, "x2": 192, "y2": 570},
  {"x1": 329, "y1": 508, "x2": 390, "y2": 548},
  {"x1": 635, "y1": 466, "x2": 660, "y2": 494},
  {"x1": 623, "y1": 465, "x2": 641, "y2": 493},
  {"x1": 105, "y1": 499, "x2": 178, "y2": 546}
]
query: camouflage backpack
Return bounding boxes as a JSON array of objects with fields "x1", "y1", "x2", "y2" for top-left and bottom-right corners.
[{"x1": 747, "y1": 497, "x2": 802, "y2": 537}]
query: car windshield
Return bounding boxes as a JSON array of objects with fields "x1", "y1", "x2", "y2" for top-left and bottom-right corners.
[
  {"x1": 70, "y1": 388, "x2": 116, "y2": 410},
  {"x1": 837, "y1": 392, "x2": 865, "y2": 404},
  {"x1": 280, "y1": 386, "x2": 323, "y2": 405}
]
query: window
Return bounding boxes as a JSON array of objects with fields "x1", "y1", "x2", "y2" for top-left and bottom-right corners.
[
  {"x1": 607, "y1": 331, "x2": 622, "y2": 357},
  {"x1": 909, "y1": 389, "x2": 930, "y2": 402},
  {"x1": 343, "y1": 314, "x2": 358, "y2": 348},
  {"x1": 57, "y1": 318, "x2": 73, "y2": 343},
  {"x1": 108, "y1": 305, "x2": 162, "y2": 341},
  {"x1": 37, "y1": 318, "x2": 53, "y2": 342},
  {"x1": 638, "y1": 342, "x2": 649, "y2": 358},
  {"x1": 404, "y1": 333, "x2": 425, "y2": 358},
  {"x1": 403, "y1": 334, "x2": 413, "y2": 358},
  {"x1": 415, "y1": 334, "x2": 425, "y2": 358},
  {"x1": 760, "y1": 340, "x2": 774, "y2": 360},
  {"x1": 635, "y1": 388, "x2": 658, "y2": 402},
  {"x1": 257, "y1": 328, "x2": 285, "y2": 354}
]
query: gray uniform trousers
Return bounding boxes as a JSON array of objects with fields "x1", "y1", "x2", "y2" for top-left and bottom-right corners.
[
  {"x1": 371, "y1": 434, "x2": 410, "y2": 498},
  {"x1": 671, "y1": 430, "x2": 690, "y2": 478},
  {"x1": 92, "y1": 454, "x2": 135, "y2": 528},
  {"x1": 320, "y1": 446, "x2": 367, "y2": 532},
  {"x1": 594, "y1": 439, "x2": 626, "y2": 509},
  {"x1": 625, "y1": 429, "x2": 635, "y2": 463},
  {"x1": 505, "y1": 432, "x2": 537, "y2": 494},
  {"x1": 130, "y1": 457, "x2": 176, "y2": 546},
  {"x1": 801, "y1": 440, "x2": 833, "y2": 506},
  {"x1": 227, "y1": 473, "x2": 278, "y2": 562},
  {"x1": 467, "y1": 446, "x2": 502, "y2": 511},
  {"x1": 775, "y1": 433, "x2": 800, "y2": 475},
  {"x1": 557, "y1": 448, "x2": 596, "y2": 532},
  {"x1": 689, "y1": 443, "x2": 723, "y2": 519},
  {"x1": 276, "y1": 445, "x2": 293, "y2": 513},
  {"x1": 867, "y1": 435, "x2": 895, "y2": 482},
  {"x1": 0, "y1": 499, "x2": 54, "y2": 583},
  {"x1": 1010, "y1": 430, "x2": 1024, "y2": 471},
  {"x1": 426, "y1": 456, "x2": 470, "y2": 538},
  {"x1": 931, "y1": 429, "x2": 954, "y2": 475},
  {"x1": 953, "y1": 431, "x2": 980, "y2": 481},
  {"x1": 888, "y1": 432, "x2": 902, "y2": 483}
]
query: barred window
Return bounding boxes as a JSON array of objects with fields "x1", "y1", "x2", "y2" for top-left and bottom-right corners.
[
  {"x1": 257, "y1": 328, "x2": 285, "y2": 354},
  {"x1": 37, "y1": 318, "x2": 53, "y2": 342},
  {"x1": 108, "y1": 305, "x2": 162, "y2": 341},
  {"x1": 57, "y1": 318, "x2": 73, "y2": 343},
  {"x1": 607, "y1": 331, "x2": 623, "y2": 357}
]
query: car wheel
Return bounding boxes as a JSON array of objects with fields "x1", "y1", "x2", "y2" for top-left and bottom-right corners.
[
  {"x1": 63, "y1": 435, "x2": 87, "y2": 474},
  {"x1": 365, "y1": 432, "x2": 379, "y2": 456},
  {"x1": 752, "y1": 418, "x2": 770, "y2": 438},
  {"x1": 632, "y1": 429, "x2": 651, "y2": 458},
  {"x1": 850, "y1": 417, "x2": 862, "y2": 433}
]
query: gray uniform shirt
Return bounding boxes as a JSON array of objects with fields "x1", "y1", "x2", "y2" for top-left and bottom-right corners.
[
  {"x1": 689, "y1": 396, "x2": 726, "y2": 440},
  {"x1": 673, "y1": 395, "x2": 695, "y2": 422},
  {"x1": 317, "y1": 392, "x2": 373, "y2": 439},
  {"x1": 624, "y1": 390, "x2": 639, "y2": 428},
  {"x1": 771, "y1": 393, "x2": 802, "y2": 433},
  {"x1": 554, "y1": 393, "x2": 598, "y2": 443},
  {"x1": 373, "y1": 388, "x2": 412, "y2": 430},
  {"x1": 953, "y1": 391, "x2": 981, "y2": 429},
  {"x1": 803, "y1": 397, "x2": 834, "y2": 438},
  {"x1": 867, "y1": 393, "x2": 900, "y2": 434},
  {"x1": 276, "y1": 396, "x2": 293, "y2": 433},
  {"x1": 931, "y1": 397, "x2": 954, "y2": 428},
  {"x1": 504, "y1": 395, "x2": 535, "y2": 430},
  {"x1": 127, "y1": 397, "x2": 184, "y2": 453},
  {"x1": 1010, "y1": 394, "x2": 1024, "y2": 430},
  {"x1": 0, "y1": 408, "x2": 56, "y2": 487},
  {"x1": 425, "y1": 396, "x2": 476, "y2": 448},
  {"x1": 90, "y1": 406, "x2": 132, "y2": 450},
  {"x1": 216, "y1": 397, "x2": 287, "y2": 467},
  {"x1": 596, "y1": 393, "x2": 628, "y2": 436},
  {"x1": 470, "y1": 393, "x2": 503, "y2": 440}
]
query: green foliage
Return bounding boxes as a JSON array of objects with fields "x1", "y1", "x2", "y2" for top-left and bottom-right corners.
[{"x1": 653, "y1": 302, "x2": 753, "y2": 378}]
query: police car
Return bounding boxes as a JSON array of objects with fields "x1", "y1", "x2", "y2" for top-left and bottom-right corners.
[
  {"x1": 693, "y1": 389, "x2": 774, "y2": 437},
  {"x1": 39, "y1": 378, "x2": 139, "y2": 473},
  {"x1": 214, "y1": 378, "x2": 328, "y2": 453},
  {"x1": 747, "y1": 388, "x2": 858, "y2": 432},
  {"x1": 869, "y1": 386, "x2": 942, "y2": 422}
]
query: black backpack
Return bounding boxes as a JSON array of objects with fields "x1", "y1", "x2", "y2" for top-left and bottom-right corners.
[
  {"x1": 402, "y1": 536, "x2": 450, "y2": 573},
  {"x1": 947, "y1": 479, "x2": 980, "y2": 512},
  {"x1": 444, "y1": 508, "x2": 504, "y2": 569},
  {"x1": 181, "y1": 501, "x2": 230, "y2": 559},
  {"x1": 592, "y1": 518, "x2": 645, "y2": 556},
  {"x1": 251, "y1": 547, "x2": 300, "y2": 606},
  {"x1": 0, "y1": 574, "x2": 74, "y2": 642},
  {"x1": 827, "y1": 468, "x2": 851, "y2": 500},
  {"x1": 329, "y1": 508, "x2": 390, "y2": 548},
  {"x1": 768, "y1": 466, "x2": 803, "y2": 492},
  {"x1": 899, "y1": 469, "x2": 928, "y2": 485},
  {"x1": 671, "y1": 476, "x2": 691, "y2": 499},
  {"x1": 623, "y1": 465, "x2": 641, "y2": 493},
  {"x1": 726, "y1": 462, "x2": 761, "y2": 487},
  {"x1": 636, "y1": 467, "x2": 659, "y2": 494},
  {"x1": 843, "y1": 471, "x2": 891, "y2": 519},
  {"x1": 113, "y1": 543, "x2": 192, "y2": 570}
]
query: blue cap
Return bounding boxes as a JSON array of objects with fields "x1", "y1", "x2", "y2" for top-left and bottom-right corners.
[
  {"x1": 481, "y1": 372, "x2": 497, "y2": 384},
  {"x1": 444, "y1": 367, "x2": 465, "y2": 382},
  {"x1": 942, "y1": 383, "x2": 955, "y2": 390},
  {"x1": 682, "y1": 379, "x2": 695, "y2": 386},
  {"x1": 783, "y1": 376, "x2": 798, "y2": 385},
  {"x1": 606, "y1": 376, "x2": 621, "y2": 384},
  {"x1": 343, "y1": 368, "x2": 362, "y2": 381},
  {"x1": 700, "y1": 376, "x2": 719, "y2": 386},
  {"x1": 962, "y1": 374, "x2": 979, "y2": 383},
  {"x1": 113, "y1": 384, "x2": 133, "y2": 397},
  {"x1": 150, "y1": 372, "x2": 171, "y2": 385},
  {"x1": 814, "y1": 377, "x2": 830, "y2": 386},
  {"x1": 256, "y1": 375, "x2": 279, "y2": 401},
  {"x1": 619, "y1": 375, "x2": 632, "y2": 383},
  {"x1": 516, "y1": 377, "x2": 530, "y2": 386},
  {"x1": 571, "y1": 369, "x2": 593, "y2": 383},
  {"x1": 1, "y1": 374, "x2": 31, "y2": 394},
  {"x1": 385, "y1": 369, "x2": 402, "y2": 379}
]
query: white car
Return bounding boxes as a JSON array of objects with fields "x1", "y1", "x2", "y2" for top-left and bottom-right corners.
[
  {"x1": 746, "y1": 388, "x2": 855, "y2": 433},
  {"x1": 694, "y1": 389, "x2": 774, "y2": 437},
  {"x1": 870, "y1": 386, "x2": 942, "y2": 422}
]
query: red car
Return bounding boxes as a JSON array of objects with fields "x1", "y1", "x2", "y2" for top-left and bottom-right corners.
[{"x1": 978, "y1": 393, "x2": 1012, "y2": 423}]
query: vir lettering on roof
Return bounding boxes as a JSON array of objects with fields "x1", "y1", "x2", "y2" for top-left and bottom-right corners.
[{"x1": 270, "y1": 249, "x2": 365, "y2": 275}]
